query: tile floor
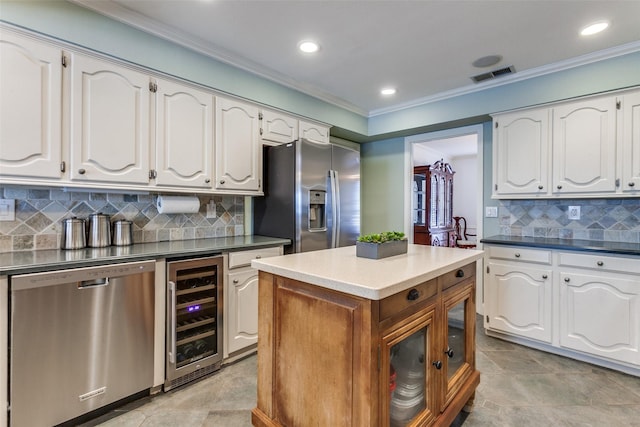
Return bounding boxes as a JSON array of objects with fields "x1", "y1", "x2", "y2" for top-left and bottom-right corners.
[{"x1": 84, "y1": 318, "x2": 640, "y2": 427}]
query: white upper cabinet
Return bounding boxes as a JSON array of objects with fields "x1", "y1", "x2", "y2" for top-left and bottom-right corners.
[
  {"x1": 154, "y1": 78, "x2": 214, "y2": 189},
  {"x1": 552, "y1": 95, "x2": 617, "y2": 194},
  {"x1": 215, "y1": 97, "x2": 262, "y2": 193},
  {"x1": 621, "y1": 91, "x2": 640, "y2": 192},
  {"x1": 70, "y1": 53, "x2": 151, "y2": 185},
  {"x1": 493, "y1": 109, "x2": 550, "y2": 196},
  {"x1": 0, "y1": 32, "x2": 63, "y2": 180},
  {"x1": 299, "y1": 120, "x2": 330, "y2": 145},
  {"x1": 260, "y1": 109, "x2": 298, "y2": 145}
]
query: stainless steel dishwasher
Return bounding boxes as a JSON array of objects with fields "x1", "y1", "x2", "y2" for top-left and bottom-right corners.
[{"x1": 9, "y1": 260, "x2": 155, "y2": 427}]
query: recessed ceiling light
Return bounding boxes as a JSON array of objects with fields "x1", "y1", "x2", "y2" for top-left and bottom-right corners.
[
  {"x1": 580, "y1": 21, "x2": 609, "y2": 36},
  {"x1": 380, "y1": 88, "x2": 397, "y2": 96},
  {"x1": 298, "y1": 40, "x2": 319, "y2": 53}
]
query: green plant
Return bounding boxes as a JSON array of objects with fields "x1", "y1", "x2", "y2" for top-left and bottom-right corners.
[{"x1": 356, "y1": 231, "x2": 406, "y2": 244}]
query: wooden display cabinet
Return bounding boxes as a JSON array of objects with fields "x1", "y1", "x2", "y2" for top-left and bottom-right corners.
[
  {"x1": 252, "y1": 262, "x2": 479, "y2": 427},
  {"x1": 413, "y1": 161, "x2": 455, "y2": 247}
]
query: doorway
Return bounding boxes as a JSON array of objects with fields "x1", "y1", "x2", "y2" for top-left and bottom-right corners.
[{"x1": 403, "y1": 124, "x2": 484, "y2": 314}]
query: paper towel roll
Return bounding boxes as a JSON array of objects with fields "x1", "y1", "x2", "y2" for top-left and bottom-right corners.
[{"x1": 156, "y1": 195, "x2": 200, "y2": 214}]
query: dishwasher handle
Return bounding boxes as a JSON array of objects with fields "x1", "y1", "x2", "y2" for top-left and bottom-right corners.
[{"x1": 78, "y1": 277, "x2": 109, "y2": 288}]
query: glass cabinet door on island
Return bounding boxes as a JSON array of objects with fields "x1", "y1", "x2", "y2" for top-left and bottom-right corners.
[{"x1": 382, "y1": 308, "x2": 438, "y2": 427}]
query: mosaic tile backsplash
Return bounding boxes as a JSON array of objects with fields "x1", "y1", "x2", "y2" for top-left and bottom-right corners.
[
  {"x1": 0, "y1": 185, "x2": 244, "y2": 253},
  {"x1": 498, "y1": 199, "x2": 640, "y2": 243}
]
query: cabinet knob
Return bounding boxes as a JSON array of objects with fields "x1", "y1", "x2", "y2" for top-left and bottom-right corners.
[
  {"x1": 514, "y1": 253, "x2": 521, "y2": 258},
  {"x1": 629, "y1": 182, "x2": 636, "y2": 187},
  {"x1": 445, "y1": 348, "x2": 454, "y2": 358},
  {"x1": 455, "y1": 269, "x2": 464, "y2": 278},
  {"x1": 542, "y1": 274, "x2": 548, "y2": 279},
  {"x1": 78, "y1": 168, "x2": 86, "y2": 175},
  {"x1": 233, "y1": 279, "x2": 239, "y2": 284},
  {"x1": 432, "y1": 360, "x2": 442, "y2": 370},
  {"x1": 255, "y1": 255, "x2": 261, "y2": 259},
  {"x1": 557, "y1": 185, "x2": 563, "y2": 190},
  {"x1": 538, "y1": 185, "x2": 543, "y2": 190},
  {"x1": 219, "y1": 179, "x2": 226, "y2": 185},
  {"x1": 564, "y1": 277, "x2": 570, "y2": 283},
  {"x1": 407, "y1": 288, "x2": 420, "y2": 301},
  {"x1": 205, "y1": 178, "x2": 211, "y2": 184},
  {"x1": 597, "y1": 261, "x2": 604, "y2": 266}
]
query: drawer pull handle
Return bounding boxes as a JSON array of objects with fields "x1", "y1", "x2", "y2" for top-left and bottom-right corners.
[
  {"x1": 432, "y1": 360, "x2": 442, "y2": 370},
  {"x1": 407, "y1": 289, "x2": 420, "y2": 301},
  {"x1": 542, "y1": 274, "x2": 548, "y2": 279},
  {"x1": 514, "y1": 253, "x2": 521, "y2": 258},
  {"x1": 597, "y1": 261, "x2": 604, "y2": 266},
  {"x1": 455, "y1": 269, "x2": 464, "y2": 278},
  {"x1": 564, "y1": 277, "x2": 570, "y2": 283},
  {"x1": 445, "y1": 348, "x2": 454, "y2": 358}
]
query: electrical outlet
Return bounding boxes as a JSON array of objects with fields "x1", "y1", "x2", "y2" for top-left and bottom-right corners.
[
  {"x1": 568, "y1": 206, "x2": 581, "y2": 220},
  {"x1": 0, "y1": 199, "x2": 15, "y2": 221},
  {"x1": 206, "y1": 201, "x2": 217, "y2": 219},
  {"x1": 485, "y1": 206, "x2": 498, "y2": 218}
]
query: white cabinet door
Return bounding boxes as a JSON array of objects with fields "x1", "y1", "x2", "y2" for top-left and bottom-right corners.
[
  {"x1": 154, "y1": 78, "x2": 213, "y2": 189},
  {"x1": 0, "y1": 32, "x2": 63, "y2": 180},
  {"x1": 552, "y1": 96, "x2": 617, "y2": 194},
  {"x1": 559, "y1": 271, "x2": 640, "y2": 365},
  {"x1": 486, "y1": 262, "x2": 553, "y2": 343},
  {"x1": 226, "y1": 267, "x2": 259, "y2": 354},
  {"x1": 261, "y1": 110, "x2": 298, "y2": 144},
  {"x1": 299, "y1": 120, "x2": 330, "y2": 145},
  {"x1": 214, "y1": 97, "x2": 261, "y2": 192},
  {"x1": 70, "y1": 54, "x2": 151, "y2": 185},
  {"x1": 621, "y1": 90, "x2": 640, "y2": 193},
  {"x1": 492, "y1": 109, "x2": 550, "y2": 196}
]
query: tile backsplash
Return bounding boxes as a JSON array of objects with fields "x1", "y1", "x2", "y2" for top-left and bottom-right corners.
[
  {"x1": 498, "y1": 198, "x2": 640, "y2": 243},
  {"x1": 0, "y1": 185, "x2": 244, "y2": 253}
]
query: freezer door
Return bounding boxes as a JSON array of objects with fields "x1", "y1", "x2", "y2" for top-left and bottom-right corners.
[
  {"x1": 331, "y1": 144, "x2": 361, "y2": 247},
  {"x1": 297, "y1": 139, "x2": 332, "y2": 252}
]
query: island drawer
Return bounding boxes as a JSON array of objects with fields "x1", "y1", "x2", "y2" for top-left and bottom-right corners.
[
  {"x1": 441, "y1": 262, "x2": 476, "y2": 291},
  {"x1": 228, "y1": 246, "x2": 282, "y2": 269},
  {"x1": 379, "y1": 278, "x2": 437, "y2": 320},
  {"x1": 488, "y1": 246, "x2": 552, "y2": 264}
]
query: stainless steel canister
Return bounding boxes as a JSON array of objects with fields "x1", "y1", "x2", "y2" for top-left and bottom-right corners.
[
  {"x1": 60, "y1": 217, "x2": 87, "y2": 250},
  {"x1": 87, "y1": 213, "x2": 111, "y2": 247},
  {"x1": 112, "y1": 219, "x2": 133, "y2": 246}
]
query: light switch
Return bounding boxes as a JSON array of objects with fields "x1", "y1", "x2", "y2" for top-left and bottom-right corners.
[
  {"x1": 0, "y1": 199, "x2": 16, "y2": 221},
  {"x1": 485, "y1": 206, "x2": 498, "y2": 218},
  {"x1": 568, "y1": 206, "x2": 581, "y2": 220}
]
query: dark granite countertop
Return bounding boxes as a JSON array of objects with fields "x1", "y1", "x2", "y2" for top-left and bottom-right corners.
[
  {"x1": 0, "y1": 235, "x2": 290, "y2": 276},
  {"x1": 481, "y1": 235, "x2": 640, "y2": 256}
]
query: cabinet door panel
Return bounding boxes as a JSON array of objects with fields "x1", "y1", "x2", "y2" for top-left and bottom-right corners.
[
  {"x1": 493, "y1": 110, "x2": 549, "y2": 195},
  {"x1": 70, "y1": 54, "x2": 151, "y2": 184},
  {"x1": 622, "y1": 91, "x2": 640, "y2": 192},
  {"x1": 299, "y1": 120, "x2": 329, "y2": 145},
  {"x1": 215, "y1": 97, "x2": 261, "y2": 191},
  {"x1": 559, "y1": 272, "x2": 640, "y2": 365},
  {"x1": 155, "y1": 79, "x2": 213, "y2": 188},
  {"x1": 553, "y1": 96, "x2": 617, "y2": 194},
  {"x1": 0, "y1": 33, "x2": 62, "y2": 179},
  {"x1": 261, "y1": 110, "x2": 297, "y2": 144},
  {"x1": 487, "y1": 262, "x2": 552, "y2": 343},
  {"x1": 227, "y1": 268, "x2": 258, "y2": 354}
]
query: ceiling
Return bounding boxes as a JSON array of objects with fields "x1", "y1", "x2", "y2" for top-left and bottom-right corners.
[{"x1": 72, "y1": 0, "x2": 640, "y2": 118}]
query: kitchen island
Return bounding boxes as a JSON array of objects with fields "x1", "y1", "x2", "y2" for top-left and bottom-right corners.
[{"x1": 251, "y1": 244, "x2": 483, "y2": 427}]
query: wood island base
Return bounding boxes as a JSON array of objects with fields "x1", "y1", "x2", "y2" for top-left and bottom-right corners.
[{"x1": 251, "y1": 256, "x2": 480, "y2": 427}]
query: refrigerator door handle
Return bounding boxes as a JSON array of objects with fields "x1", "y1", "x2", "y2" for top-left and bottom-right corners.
[{"x1": 330, "y1": 170, "x2": 341, "y2": 247}]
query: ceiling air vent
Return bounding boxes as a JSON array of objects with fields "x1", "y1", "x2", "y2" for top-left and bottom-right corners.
[{"x1": 470, "y1": 65, "x2": 516, "y2": 83}]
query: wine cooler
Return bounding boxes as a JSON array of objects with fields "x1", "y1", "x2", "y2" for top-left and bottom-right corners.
[{"x1": 165, "y1": 256, "x2": 223, "y2": 391}]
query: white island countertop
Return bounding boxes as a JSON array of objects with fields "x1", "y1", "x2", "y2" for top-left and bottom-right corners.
[{"x1": 251, "y1": 244, "x2": 483, "y2": 300}]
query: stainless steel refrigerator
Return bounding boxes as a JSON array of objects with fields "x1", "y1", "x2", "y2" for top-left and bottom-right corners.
[{"x1": 254, "y1": 139, "x2": 360, "y2": 253}]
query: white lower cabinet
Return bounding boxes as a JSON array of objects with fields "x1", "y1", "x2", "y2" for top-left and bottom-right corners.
[
  {"x1": 485, "y1": 245, "x2": 640, "y2": 373},
  {"x1": 486, "y1": 262, "x2": 553, "y2": 343},
  {"x1": 224, "y1": 246, "x2": 282, "y2": 359}
]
